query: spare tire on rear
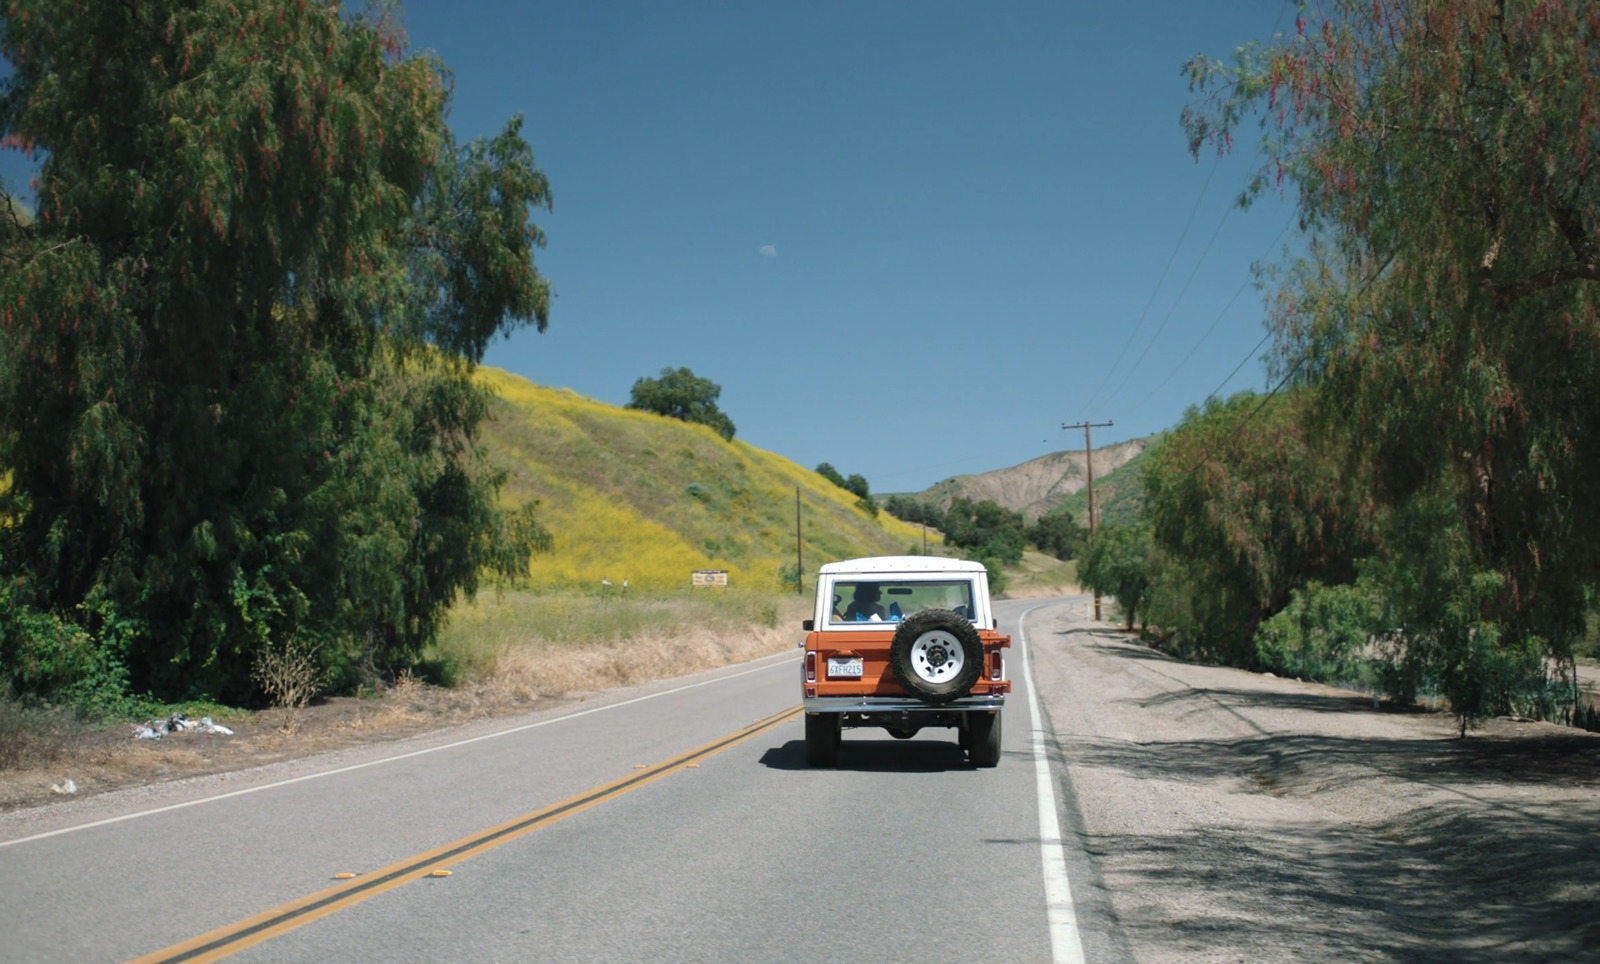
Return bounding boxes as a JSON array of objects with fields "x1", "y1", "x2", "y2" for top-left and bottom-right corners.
[{"x1": 889, "y1": 609, "x2": 984, "y2": 703}]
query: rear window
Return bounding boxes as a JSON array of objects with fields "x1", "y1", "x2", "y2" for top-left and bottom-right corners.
[{"x1": 826, "y1": 579, "x2": 975, "y2": 625}]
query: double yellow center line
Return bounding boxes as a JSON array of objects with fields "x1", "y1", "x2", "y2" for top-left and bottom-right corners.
[{"x1": 129, "y1": 705, "x2": 802, "y2": 964}]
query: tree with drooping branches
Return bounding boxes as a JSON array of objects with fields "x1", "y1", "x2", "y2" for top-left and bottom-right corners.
[
  {"x1": 1184, "y1": 0, "x2": 1600, "y2": 720},
  {"x1": 1138, "y1": 391, "x2": 1376, "y2": 661}
]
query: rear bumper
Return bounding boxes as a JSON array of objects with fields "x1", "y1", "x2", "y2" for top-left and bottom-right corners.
[{"x1": 803, "y1": 695, "x2": 1005, "y2": 714}]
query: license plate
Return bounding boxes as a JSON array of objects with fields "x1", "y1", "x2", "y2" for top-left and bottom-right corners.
[{"x1": 827, "y1": 657, "x2": 864, "y2": 678}]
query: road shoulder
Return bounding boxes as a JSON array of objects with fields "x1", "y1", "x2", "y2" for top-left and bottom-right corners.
[{"x1": 1026, "y1": 601, "x2": 1600, "y2": 962}]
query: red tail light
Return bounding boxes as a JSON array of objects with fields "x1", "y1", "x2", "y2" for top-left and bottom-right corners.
[
  {"x1": 805, "y1": 651, "x2": 817, "y2": 683},
  {"x1": 989, "y1": 650, "x2": 1003, "y2": 681}
]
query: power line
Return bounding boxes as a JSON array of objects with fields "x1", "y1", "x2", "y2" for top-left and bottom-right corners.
[
  {"x1": 1082, "y1": 0, "x2": 1294, "y2": 420},
  {"x1": 1091, "y1": 0, "x2": 1298, "y2": 421},
  {"x1": 1271, "y1": 0, "x2": 1293, "y2": 36},
  {"x1": 1127, "y1": 1, "x2": 1301, "y2": 475},
  {"x1": 1184, "y1": 351, "x2": 1305, "y2": 475},
  {"x1": 1205, "y1": 328, "x2": 1274, "y2": 403},
  {"x1": 1094, "y1": 199, "x2": 1238, "y2": 411},
  {"x1": 1080, "y1": 155, "x2": 1222, "y2": 414},
  {"x1": 1182, "y1": 247, "x2": 1399, "y2": 475},
  {"x1": 1127, "y1": 214, "x2": 1294, "y2": 413}
]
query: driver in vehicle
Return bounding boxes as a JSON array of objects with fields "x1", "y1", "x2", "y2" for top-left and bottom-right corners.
[{"x1": 842, "y1": 583, "x2": 887, "y2": 621}]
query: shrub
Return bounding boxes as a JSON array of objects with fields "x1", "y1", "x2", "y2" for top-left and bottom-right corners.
[
  {"x1": 0, "y1": 578, "x2": 137, "y2": 716},
  {"x1": 252, "y1": 635, "x2": 328, "y2": 732},
  {"x1": 1254, "y1": 579, "x2": 1382, "y2": 685}
]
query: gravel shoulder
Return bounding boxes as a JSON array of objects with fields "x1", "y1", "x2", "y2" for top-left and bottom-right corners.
[
  {"x1": 0, "y1": 678, "x2": 574, "y2": 815},
  {"x1": 1027, "y1": 600, "x2": 1600, "y2": 963},
  {"x1": 0, "y1": 619, "x2": 800, "y2": 814}
]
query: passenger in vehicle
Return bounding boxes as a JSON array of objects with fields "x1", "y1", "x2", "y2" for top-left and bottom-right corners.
[{"x1": 842, "y1": 583, "x2": 887, "y2": 621}]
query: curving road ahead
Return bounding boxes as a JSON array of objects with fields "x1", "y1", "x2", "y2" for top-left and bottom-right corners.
[{"x1": 0, "y1": 598, "x2": 1110, "y2": 964}]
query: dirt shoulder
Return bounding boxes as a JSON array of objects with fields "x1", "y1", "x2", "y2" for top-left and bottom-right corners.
[
  {"x1": 0, "y1": 621, "x2": 798, "y2": 814},
  {"x1": 0, "y1": 679, "x2": 574, "y2": 815},
  {"x1": 1026, "y1": 603, "x2": 1600, "y2": 963}
]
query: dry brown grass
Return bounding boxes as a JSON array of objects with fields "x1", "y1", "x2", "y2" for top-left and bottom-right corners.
[
  {"x1": 1002, "y1": 551, "x2": 1081, "y2": 598},
  {"x1": 0, "y1": 594, "x2": 808, "y2": 813},
  {"x1": 485, "y1": 619, "x2": 798, "y2": 700}
]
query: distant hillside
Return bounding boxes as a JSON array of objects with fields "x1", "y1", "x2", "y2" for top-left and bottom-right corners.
[
  {"x1": 1052, "y1": 445, "x2": 1152, "y2": 528},
  {"x1": 475, "y1": 368, "x2": 923, "y2": 592},
  {"x1": 911, "y1": 437, "x2": 1151, "y2": 521}
]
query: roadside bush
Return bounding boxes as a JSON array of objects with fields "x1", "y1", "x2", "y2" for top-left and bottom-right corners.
[
  {"x1": 1257, "y1": 548, "x2": 1577, "y2": 730},
  {"x1": 1254, "y1": 579, "x2": 1382, "y2": 686},
  {"x1": 252, "y1": 635, "x2": 328, "y2": 733},
  {"x1": 1576, "y1": 598, "x2": 1600, "y2": 661},
  {"x1": 0, "y1": 574, "x2": 138, "y2": 717}
]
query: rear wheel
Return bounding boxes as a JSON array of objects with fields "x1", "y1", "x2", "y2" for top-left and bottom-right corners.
[
  {"x1": 966, "y1": 710, "x2": 1001, "y2": 768},
  {"x1": 804, "y1": 713, "x2": 841, "y2": 767}
]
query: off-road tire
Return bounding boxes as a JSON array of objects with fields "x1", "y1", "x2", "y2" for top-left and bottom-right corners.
[
  {"x1": 966, "y1": 710, "x2": 1001, "y2": 768},
  {"x1": 804, "y1": 712, "x2": 841, "y2": 767},
  {"x1": 889, "y1": 609, "x2": 984, "y2": 704}
]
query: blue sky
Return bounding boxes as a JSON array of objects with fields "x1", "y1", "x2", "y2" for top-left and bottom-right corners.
[{"x1": 4, "y1": 1, "x2": 1302, "y2": 495}]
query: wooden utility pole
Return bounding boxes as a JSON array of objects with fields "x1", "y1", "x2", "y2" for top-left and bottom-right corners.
[{"x1": 1063, "y1": 420, "x2": 1113, "y2": 620}]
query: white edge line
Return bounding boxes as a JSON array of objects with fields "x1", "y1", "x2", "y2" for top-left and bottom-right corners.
[
  {"x1": 1019, "y1": 606, "x2": 1088, "y2": 964},
  {"x1": 0, "y1": 654, "x2": 797, "y2": 850}
]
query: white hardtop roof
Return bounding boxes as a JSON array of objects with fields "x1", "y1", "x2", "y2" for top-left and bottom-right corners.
[{"x1": 817, "y1": 556, "x2": 987, "y2": 575}]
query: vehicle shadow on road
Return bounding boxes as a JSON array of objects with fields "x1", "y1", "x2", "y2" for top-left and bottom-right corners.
[{"x1": 759, "y1": 739, "x2": 975, "y2": 772}]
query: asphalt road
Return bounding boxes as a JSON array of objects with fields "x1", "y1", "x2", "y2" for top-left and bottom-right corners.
[{"x1": 0, "y1": 597, "x2": 1105, "y2": 964}]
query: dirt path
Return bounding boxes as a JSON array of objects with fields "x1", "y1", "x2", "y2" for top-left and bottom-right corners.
[{"x1": 1027, "y1": 602, "x2": 1600, "y2": 962}]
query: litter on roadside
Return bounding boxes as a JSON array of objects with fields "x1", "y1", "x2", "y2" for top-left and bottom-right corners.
[
  {"x1": 50, "y1": 779, "x2": 77, "y2": 795},
  {"x1": 131, "y1": 713, "x2": 235, "y2": 740}
]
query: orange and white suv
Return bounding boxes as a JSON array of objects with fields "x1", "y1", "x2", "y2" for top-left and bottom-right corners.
[{"x1": 800, "y1": 556, "x2": 1010, "y2": 767}]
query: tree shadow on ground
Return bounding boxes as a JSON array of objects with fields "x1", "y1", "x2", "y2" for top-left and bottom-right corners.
[
  {"x1": 1127, "y1": 684, "x2": 1413, "y2": 718},
  {"x1": 1073, "y1": 799, "x2": 1599, "y2": 962},
  {"x1": 1058, "y1": 628, "x2": 1134, "y2": 644},
  {"x1": 1058, "y1": 638, "x2": 1600, "y2": 961}
]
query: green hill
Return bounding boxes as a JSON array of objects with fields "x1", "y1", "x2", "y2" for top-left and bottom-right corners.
[
  {"x1": 475, "y1": 367, "x2": 923, "y2": 592},
  {"x1": 1052, "y1": 444, "x2": 1153, "y2": 529}
]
